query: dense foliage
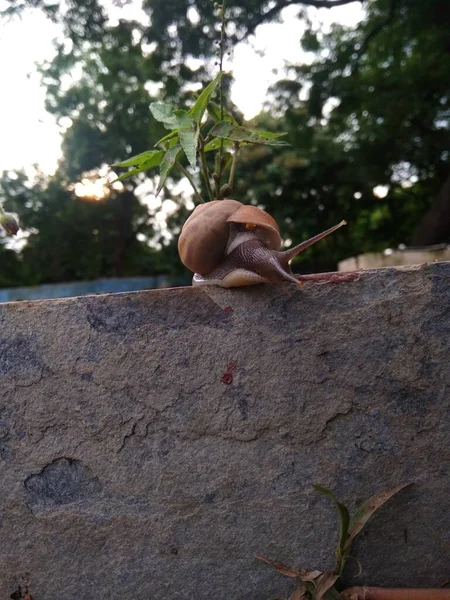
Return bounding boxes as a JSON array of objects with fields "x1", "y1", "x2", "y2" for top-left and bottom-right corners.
[{"x1": 0, "y1": 0, "x2": 448, "y2": 284}]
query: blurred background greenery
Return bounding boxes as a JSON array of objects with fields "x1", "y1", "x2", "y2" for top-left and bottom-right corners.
[{"x1": 0, "y1": 0, "x2": 449, "y2": 289}]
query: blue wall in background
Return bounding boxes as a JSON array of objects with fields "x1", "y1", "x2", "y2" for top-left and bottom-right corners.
[{"x1": 0, "y1": 276, "x2": 187, "y2": 303}]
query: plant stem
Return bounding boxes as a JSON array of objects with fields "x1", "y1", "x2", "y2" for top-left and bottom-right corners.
[
  {"x1": 198, "y1": 136, "x2": 215, "y2": 201},
  {"x1": 175, "y1": 162, "x2": 203, "y2": 203},
  {"x1": 214, "y1": 152, "x2": 221, "y2": 198},
  {"x1": 228, "y1": 141, "x2": 240, "y2": 189},
  {"x1": 217, "y1": 0, "x2": 226, "y2": 192}
]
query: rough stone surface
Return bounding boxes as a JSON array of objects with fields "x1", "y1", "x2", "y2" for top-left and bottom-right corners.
[{"x1": 0, "y1": 261, "x2": 449, "y2": 600}]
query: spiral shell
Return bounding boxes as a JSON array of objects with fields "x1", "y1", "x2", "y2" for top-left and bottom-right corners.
[{"x1": 178, "y1": 199, "x2": 282, "y2": 275}]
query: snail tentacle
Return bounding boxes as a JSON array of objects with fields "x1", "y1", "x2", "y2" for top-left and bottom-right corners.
[{"x1": 280, "y1": 220, "x2": 347, "y2": 262}]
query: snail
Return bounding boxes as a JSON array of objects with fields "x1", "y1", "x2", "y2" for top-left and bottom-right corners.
[{"x1": 178, "y1": 199, "x2": 347, "y2": 288}]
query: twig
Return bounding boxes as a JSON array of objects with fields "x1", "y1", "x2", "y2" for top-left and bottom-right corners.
[
  {"x1": 351, "y1": 0, "x2": 397, "y2": 73},
  {"x1": 228, "y1": 142, "x2": 240, "y2": 189},
  {"x1": 218, "y1": 0, "x2": 226, "y2": 191},
  {"x1": 175, "y1": 162, "x2": 204, "y2": 203},
  {"x1": 240, "y1": 0, "x2": 363, "y2": 41},
  {"x1": 198, "y1": 136, "x2": 215, "y2": 201}
]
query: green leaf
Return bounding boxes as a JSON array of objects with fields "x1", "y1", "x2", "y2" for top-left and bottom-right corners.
[
  {"x1": 179, "y1": 125, "x2": 199, "y2": 168},
  {"x1": 209, "y1": 121, "x2": 290, "y2": 146},
  {"x1": 111, "y1": 151, "x2": 165, "y2": 182},
  {"x1": 173, "y1": 109, "x2": 193, "y2": 129},
  {"x1": 203, "y1": 137, "x2": 234, "y2": 153},
  {"x1": 154, "y1": 130, "x2": 179, "y2": 147},
  {"x1": 254, "y1": 130, "x2": 288, "y2": 140},
  {"x1": 313, "y1": 485, "x2": 350, "y2": 558},
  {"x1": 346, "y1": 482, "x2": 412, "y2": 550},
  {"x1": 156, "y1": 143, "x2": 182, "y2": 196},
  {"x1": 150, "y1": 102, "x2": 175, "y2": 125},
  {"x1": 189, "y1": 72, "x2": 222, "y2": 124},
  {"x1": 208, "y1": 100, "x2": 239, "y2": 124},
  {"x1": 150, "y1": 104, "x2": 193, "y2": 130},
  {"x1": 112, "y1": 150, "x2": 164, "y2": 168}
]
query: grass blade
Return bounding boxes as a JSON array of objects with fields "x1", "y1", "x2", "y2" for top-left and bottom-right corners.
[
  {"x1": 313, "y1": 485, "x2": 350, "y2": 557},
  {"x1": 347, "y1": 482, "x2": 412, "y2": 547}
]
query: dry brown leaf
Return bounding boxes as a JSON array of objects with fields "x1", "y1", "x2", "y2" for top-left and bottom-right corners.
[
  {"x1": 299, "y1": 569, "x2": 323, "y2": 582},
  {"x1": 255, "y1": 556, "x2": 299, "y2": 578},
  {"x1": 311, "y1": 571, "x2": 339, "y2": 599},
  {"x1": 347, "y1": 482, "x2": 412, "y2": 547},
  {"x1": 289, "y1": 585, "x2": 309, "y2": 600}
]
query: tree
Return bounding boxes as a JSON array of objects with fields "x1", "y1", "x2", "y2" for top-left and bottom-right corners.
[
  {"x1": 296, "y1": 0, "x2": 450, "y2": 245},
  {"x1": 1, "y1": 11, "x2": 180, "y2": 285},
  {"x1": 1, "y1": 0, "x2": 448, "y2": 285},
  {"x1": 226, "y1": 0, "x2": 449, "y2": 274},
  {"x1": 0, "y1": 169, "x2": 162, "y2": 283}
]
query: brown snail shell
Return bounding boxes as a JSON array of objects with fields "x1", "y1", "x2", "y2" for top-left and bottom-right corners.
[{"x1": 178, "y1": 200, "x2": 281, "y2": 275}]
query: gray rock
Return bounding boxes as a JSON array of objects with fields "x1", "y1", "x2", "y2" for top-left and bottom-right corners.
[{"x1": 0, "y1": 261, "x2": 449, "y2": 600}]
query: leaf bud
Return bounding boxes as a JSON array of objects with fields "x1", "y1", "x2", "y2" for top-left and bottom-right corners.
[
  {"x1": 0, "y1": 212, "x2": 19, "y2": 235},
  {"x1": 212, "y1": 172, "x2": 220, "y2": 182},
  {"x1": 220, "y1": 183, "x2": 232, "y2": 198}
]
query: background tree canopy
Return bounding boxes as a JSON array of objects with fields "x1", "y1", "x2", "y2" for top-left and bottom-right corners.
[{"x1": 0, "y1": 0, "x2": 449, "y2": 284}]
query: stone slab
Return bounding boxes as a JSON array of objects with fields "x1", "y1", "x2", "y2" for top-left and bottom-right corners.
[{"x1": 0, "y1": 261, "x2": 449, "y2": 599}]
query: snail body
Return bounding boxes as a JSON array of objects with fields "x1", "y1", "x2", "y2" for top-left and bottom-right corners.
[{"x1": 178, "y1": 199, "x2": 346, "y2": 288}]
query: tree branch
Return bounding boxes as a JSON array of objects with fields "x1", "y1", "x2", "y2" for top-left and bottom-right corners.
[
  {"x1": 228, "y1": 142, "x2": 240, "y2": 190},
  {"x1": 356, "y1": 0, "x2": 397, "y2": 58},
  {"x1": 175, "y1": 162, "x2": 204, "y2": 204},
  {"x1": 240, "y1": 0, "x2": 363, "y2": 40},
  {"x1": 198, "y1": 136, "x2": 215, "y2": 201}
]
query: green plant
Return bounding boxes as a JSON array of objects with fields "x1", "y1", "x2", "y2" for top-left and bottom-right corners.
[
  {"x1": 111, "y1": 1, "x2": 289, "y2": 203},
  {"x1": 258, "y1": 482, "x2": 411, "y2": 600}
]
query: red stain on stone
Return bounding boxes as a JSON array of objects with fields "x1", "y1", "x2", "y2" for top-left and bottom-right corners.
[
  {"x1": 223, "y1": 306, "x2": 233, "y2": 313},
  {"x1": 221, "y1": 361, "x2": 236, "y2": 385}
]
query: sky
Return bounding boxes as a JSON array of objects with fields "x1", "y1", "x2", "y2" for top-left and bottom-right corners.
[{"x1": 0, "y1": 1, "x2": 364, "y2": 175}]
